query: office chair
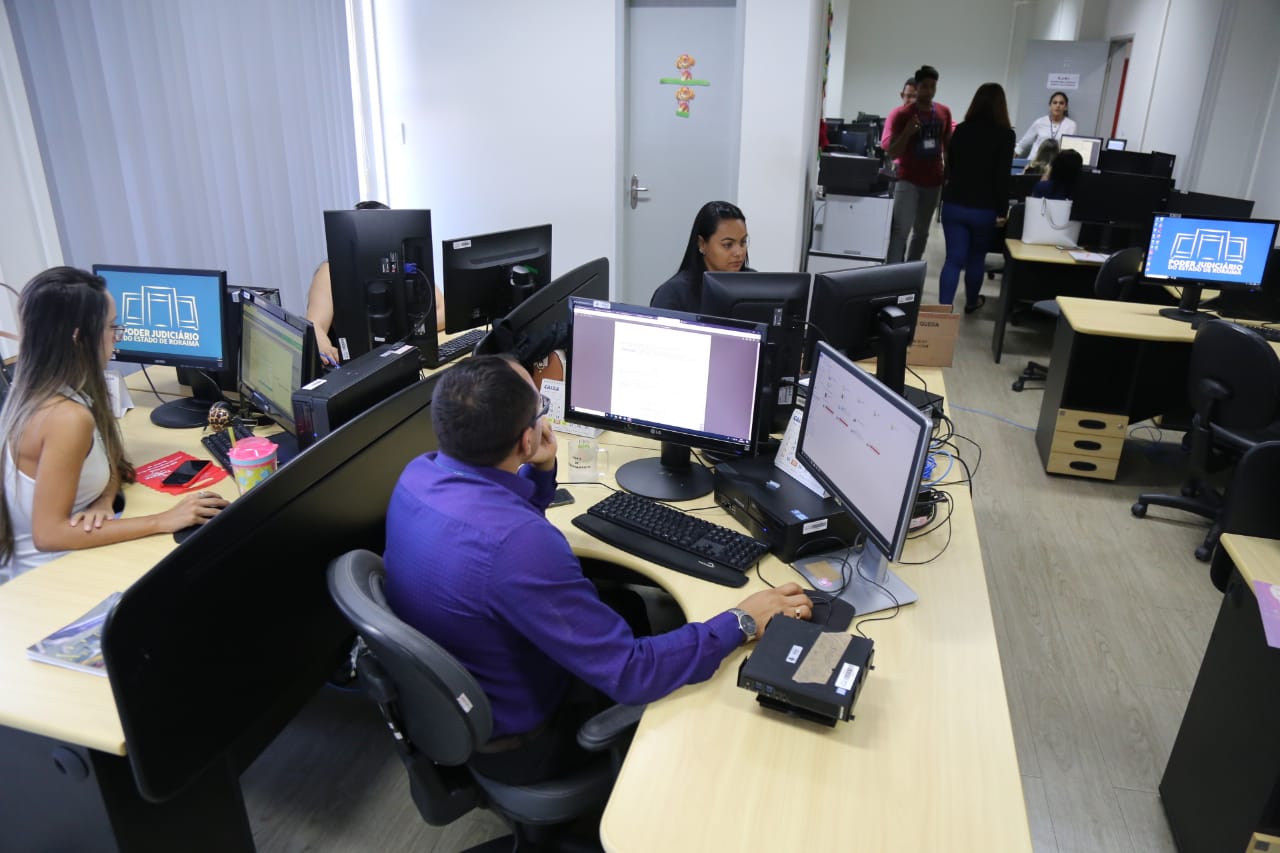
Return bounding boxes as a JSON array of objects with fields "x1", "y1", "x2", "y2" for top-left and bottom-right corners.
[
  {"x1": 1131, "y1": 322, "x2": 1280, "y2": 561},
  {"x1": 1012, "y1": 246, "x2": 1142, "y2": 392},
  {"x1": 326, "y1": 549, "x2": 644, "y2": 853},
  {"x1": 1208, "y1": 441, "x2": 1280, "y2": 590}
]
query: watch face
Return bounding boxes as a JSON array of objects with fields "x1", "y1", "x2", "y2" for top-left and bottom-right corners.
[{"x1": 739, "y1": 611, "x2": 757, "y2": 638}]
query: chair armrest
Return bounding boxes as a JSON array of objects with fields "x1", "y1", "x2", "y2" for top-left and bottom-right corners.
[{"x1": 576, "y1": 703, "x2": 645, "y2": 752}]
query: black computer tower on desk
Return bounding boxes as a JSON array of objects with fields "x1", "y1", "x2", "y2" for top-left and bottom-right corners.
[{"x1": 292, "y1": 343, "x2": 422, "y2": 450}]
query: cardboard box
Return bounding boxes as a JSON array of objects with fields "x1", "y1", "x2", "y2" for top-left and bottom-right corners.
[{"x1": 906, "y1": 304, "x2": 958, "y2": 367}]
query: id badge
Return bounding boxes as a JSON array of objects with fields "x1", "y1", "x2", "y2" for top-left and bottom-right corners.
[{"x1": 922, "y1": 138, "x2": 937, "y2": 151}]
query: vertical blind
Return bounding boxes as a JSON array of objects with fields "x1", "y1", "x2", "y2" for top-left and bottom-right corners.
[{"x1": 5, "y1": 0, "x2": 359, "y2": 311}]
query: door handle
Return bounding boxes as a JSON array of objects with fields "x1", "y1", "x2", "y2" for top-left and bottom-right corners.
[{"x1": 629, "y1": 174, "x2": 649, "y2": 209}]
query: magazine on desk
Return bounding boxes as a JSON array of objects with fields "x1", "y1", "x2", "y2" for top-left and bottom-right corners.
[{"x1": 26, "y1": 592, "x2": 121, "y2": 675}]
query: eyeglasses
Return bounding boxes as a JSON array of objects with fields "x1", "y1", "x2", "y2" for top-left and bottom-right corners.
[
  {"x1": 533, "y1": 393, "x2": 551, "y2": 423},
  {"x1": 111, "y1": 324, "x2": 126, "y2": 343}
]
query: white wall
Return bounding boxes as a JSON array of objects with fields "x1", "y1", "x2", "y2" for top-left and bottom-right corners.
[
  {"x1": 370, "y1": 0, "x2": 826, "y2": 286},
  {"x1": 839, "y1": 0, "x2": 1015, "y2": 122},
  {"x1": 0, "y1": 4, "x2": 60, "y2": 351},
  {"x1": 737, "y1": 0, "x2": 826, "y2": 272},
  {"x1": 370, "y1": 0, "x2": 620, "y2": 288},
  {"x1": 1193, "y1": 0, "x2": 1280, "y2": 209},
  {"x1": 825, "y1": 0, "x2": 850, "y2": 118}
]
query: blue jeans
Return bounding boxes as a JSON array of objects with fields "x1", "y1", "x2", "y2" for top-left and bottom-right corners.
[{"x1": 940, "y1": 202, "x2": 998, "y2": 308}]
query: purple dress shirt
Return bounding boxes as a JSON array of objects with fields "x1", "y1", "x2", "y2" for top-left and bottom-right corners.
[{"x1": 384, "y1": 451, "x2": 743, "y2": 738}]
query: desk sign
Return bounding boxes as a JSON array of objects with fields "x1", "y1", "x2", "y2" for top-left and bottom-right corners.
[{"x1": 539, "y1": 378, "x2": 602, "y2": 439}]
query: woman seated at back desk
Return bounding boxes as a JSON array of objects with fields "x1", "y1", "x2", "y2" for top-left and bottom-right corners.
[
  {"x1": 1031, "y1": 148, "x2": 1084, "y2": 200},
  {"x1": 650, "y1": 200, "x2": 753, "y2": 312},
  {"x1": 0, "y1": 267, "x2": 227, "y2": 584}
]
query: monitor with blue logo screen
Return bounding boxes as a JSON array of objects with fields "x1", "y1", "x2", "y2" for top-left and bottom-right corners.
[
  {"x1": 1141, "y1": 215, "x2": 1280, "y2": 323},
  {"x1": 94, "y1": 264, "x2": 231, "y2": 427}
]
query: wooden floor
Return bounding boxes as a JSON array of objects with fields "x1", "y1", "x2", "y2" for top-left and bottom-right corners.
[{"x1": 244, "y1": 226, "x2": 1218, "y2": 852}]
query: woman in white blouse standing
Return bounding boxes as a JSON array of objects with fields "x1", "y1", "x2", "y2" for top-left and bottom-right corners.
[{"x1": 1015, "y1": 91, "x2": 1078, "y2": 159}]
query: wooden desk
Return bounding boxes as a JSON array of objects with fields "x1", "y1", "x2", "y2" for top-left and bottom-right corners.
[
  {"x1": 1160, "y1": 534, "x2": 1280, "y2": 853},
  {"x1": 1034, "y1": 298, "x2": 1280, "y2": 480},
  {"x1": 586, "y1": 370, "x2": 1031, "y2": 852},
  {"x1": 0, "y1": 368, "x2": 1030, "y2": 853},
  {"x1": 992, "y1": 240, "x2": 1102, "y2": 364},
  {"x1": 0, "y1": 372, "x2": 248, "y2": 851}
]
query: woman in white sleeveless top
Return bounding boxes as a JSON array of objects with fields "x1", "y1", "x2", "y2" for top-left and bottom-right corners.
[{"x1": 0, "y1": 267, "x2": 228, "y2": 583}]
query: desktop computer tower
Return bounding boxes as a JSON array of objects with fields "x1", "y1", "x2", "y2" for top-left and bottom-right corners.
[{"x1": 292, "y1": 343, "x2": 422, "y2": 450}]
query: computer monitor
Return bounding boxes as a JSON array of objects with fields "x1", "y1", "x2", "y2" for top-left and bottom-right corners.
[
  {"x1": 95, "y1": 264, "x2": 232, "y2": 428},
  {"x1": 1141, "y1": 213, "x2": 1280, "y2": 323},
  {"x1": 805, "y1": 262, "x2": 931, "y2": 410},
  {"x1": 565, "y1": 299, "x2": 766, "y2": 501},
  {"x1": 238, "y1": 294, "x2": 320, "y2": 452},
  {"x1": 474, "y1": 256, "x2": 610, "y2": 363},
  {"x1": 1168, "y1": 190, "x2": 1255, "y2": 220},
  {"x1": 795, "y1": 341, "x2": 932, "y2": 615},
  {"x1": 1070, "y1": 172, "x2": 1172, "y2": 251},
  {"x1": 818, "y1": 154, "x2": 884, "y2": 196},
  {"x1": 441, "y1": 224, "x2": 552, "y2": 334},
  {"x1": 1106, "y1": 138, "x2": 1128, "y2": 151},
  {"x1": 104, "y1": 372, "x2": 443, "y2": 802},
  {"x1": 324, "y1": 208, "x2": 435, "y2": 362},
  {"x1": 1097, "y1": 149, "x2": 1176, "y2": 179},
  {"x1": 1060, "y1": 134, "x2": 1104, "y2": 169},
  {"x1": 700, "y1": 271, "x2": 810, "y2": 437}
]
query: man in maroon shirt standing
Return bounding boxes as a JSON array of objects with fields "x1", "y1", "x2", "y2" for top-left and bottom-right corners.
[{"x1": 884, "y1": 65, "x2": 952, "y2": 264}]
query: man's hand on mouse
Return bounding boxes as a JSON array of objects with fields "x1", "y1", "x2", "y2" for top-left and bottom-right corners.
[{"x1": 734, "y1": 582, "x2": 812, "y2": 640}]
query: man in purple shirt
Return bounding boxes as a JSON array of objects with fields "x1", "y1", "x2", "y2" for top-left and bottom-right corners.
[{"x1": 384, "y1": 355, "x2": 810, "y2": 784}]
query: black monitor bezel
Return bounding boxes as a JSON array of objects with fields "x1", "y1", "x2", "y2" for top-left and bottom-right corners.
[
  {"x1": 323, "y1": 208, "x2": 435, "y2": 362},
  {"x1": 797, "y1": 341, "x2": 932, "y2": 562},
  {"x1": 564, "y1": 298, "x2": 767, "y2": 457},
  {"x1": 474, "y1": 256, "x2": 610, "y2": 362},
  {"x1": 95, "y1": 264, "x2": 232, "y2": 374},
  {"x1": 441, "y1": 224, "x2": 552, "y2": 334},
  {"x1": 1059, "y1": 134, "x2": 1104, "y2": 169},
  {"x1": 805, "y1": 261, "x2": 926, "y2": 369},
  {"x1": 237, "y1": 291, "x2": 320, "y2": 435},
  {"x1": 1070, "y1": 171, "x2": 1172, "y2": 228}
]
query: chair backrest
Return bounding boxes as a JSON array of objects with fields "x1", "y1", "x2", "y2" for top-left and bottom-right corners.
[
  {"x1": 1188, "y1": 320, "x2": 1280, "y2": 429},
  {"x1": 1093, "y1": 247, "x2": 1142, "y2": 301},
  {"x1": 326, "y1": 549, "x2": 494, "y2": 765},
  {"x1": 1210, "y1": 441, "x2": 1280, "y2": 591}
]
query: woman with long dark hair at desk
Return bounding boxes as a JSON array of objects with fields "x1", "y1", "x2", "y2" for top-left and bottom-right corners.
[
  {"x1": 0, "y1": 267, "x2": 227, "y2": 583},
  {"x1": 650, "y1": 200, "x2": 753, "y2": 313}
]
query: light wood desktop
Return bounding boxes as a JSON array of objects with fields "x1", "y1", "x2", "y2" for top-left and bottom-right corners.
[
  {"x1": 993, "y1": 240, "x2": 1104, "y2": 364},
  {"x1": 1035, "y1": 297, "x2": 1280, "y2": 481},
  {"x1": 0, "y1": 367, "x2": 1031, "y2": 852},
  {"x1": 569, "y1": 369, "x2": 1031, "y2": 853}
]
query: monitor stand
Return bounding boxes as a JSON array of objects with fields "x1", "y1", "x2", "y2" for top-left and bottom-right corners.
[
  {"x1": 614, "y1": 442, "x2": 714, "y2": 502},
  {"x1": 792, "y1": 540, "x2": 918, "y2": 617},
  {"x1": 1159, "y1": 282, "x2": 1214, "y2": 324},
  {"x1": 150, "y1": 371, "x2": 228, "y2": 429}
]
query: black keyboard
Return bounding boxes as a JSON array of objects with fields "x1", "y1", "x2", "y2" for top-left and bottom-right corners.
[
  {"x1": 1251, "y1": 324, "x2": 1280, "y2": 343},
  {"x1": 201, "y1": 423, "x2": 255, "y2": 474},
  {"x1": 435, "y1": 329, "x2": 486, "y2": 365},
  {"x1": 573, "y1": 491, "x2": 770, "y2": 587}
]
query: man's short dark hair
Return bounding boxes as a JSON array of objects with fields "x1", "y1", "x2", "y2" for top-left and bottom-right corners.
[
  {"x1": 431, "y1": 355, "x2": 539, "y2": 466},
  {"x1": 914, "y1": 65, "x2": 939, "y2": 84},
  {"x1": 902, "y1": 77, "x2": 917, "y2": 92},
  {"x1": 355, "y1": 200, "x2": 389, "y2": 210}
]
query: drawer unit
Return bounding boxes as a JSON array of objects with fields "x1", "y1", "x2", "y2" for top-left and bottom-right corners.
[
  {"x1": 1054, "y1": 408, "x2": 1127, "y2": 438},
  {"x1": 1046, "y1": 449, "x2": 1121, "y2": 480},
  {"x1": 1045, "y1": 408, "x2": 1127, "y2": 481}
]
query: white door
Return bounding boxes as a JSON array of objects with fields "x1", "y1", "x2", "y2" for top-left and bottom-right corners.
[{"x1": 620, "y1": 1, "x2": 742, "y2": 306}]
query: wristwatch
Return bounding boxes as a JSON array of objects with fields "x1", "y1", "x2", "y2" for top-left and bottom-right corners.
[{"x1": 729, "y1": 608, "x2": 758, "y2": 642}]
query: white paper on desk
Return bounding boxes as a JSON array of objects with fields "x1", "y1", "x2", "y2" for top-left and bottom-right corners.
[
  {"x1": 1068, "y1": 250, "x2": 1109, "y2": 263},
  {"x1": 539, "y1": 378, "x2": 602, "y2": 438},
  {"x1": 774, "y1": 409, "x2": 829, "y2": 498}
]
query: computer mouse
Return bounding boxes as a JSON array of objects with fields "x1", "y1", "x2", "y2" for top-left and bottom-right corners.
[{"x1": 173, "y1": 525, "x2": 200, "y2": 545}]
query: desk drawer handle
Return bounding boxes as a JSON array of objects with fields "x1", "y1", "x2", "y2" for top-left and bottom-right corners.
[
  {"x1": 1075, "y1": 419, "x2": 1107, "y2": 431},
  {"x1": 1068, "y1": 460, "x2": 1099, "y2": 472},
  {"x1": 1072, "y1": 439, "x2": 1103, "y2": 452}
]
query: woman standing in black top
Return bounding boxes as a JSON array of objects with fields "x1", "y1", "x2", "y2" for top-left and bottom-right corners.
[{"x1": 939, "y1": 83, "x2": 1015, "y2": 312}]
